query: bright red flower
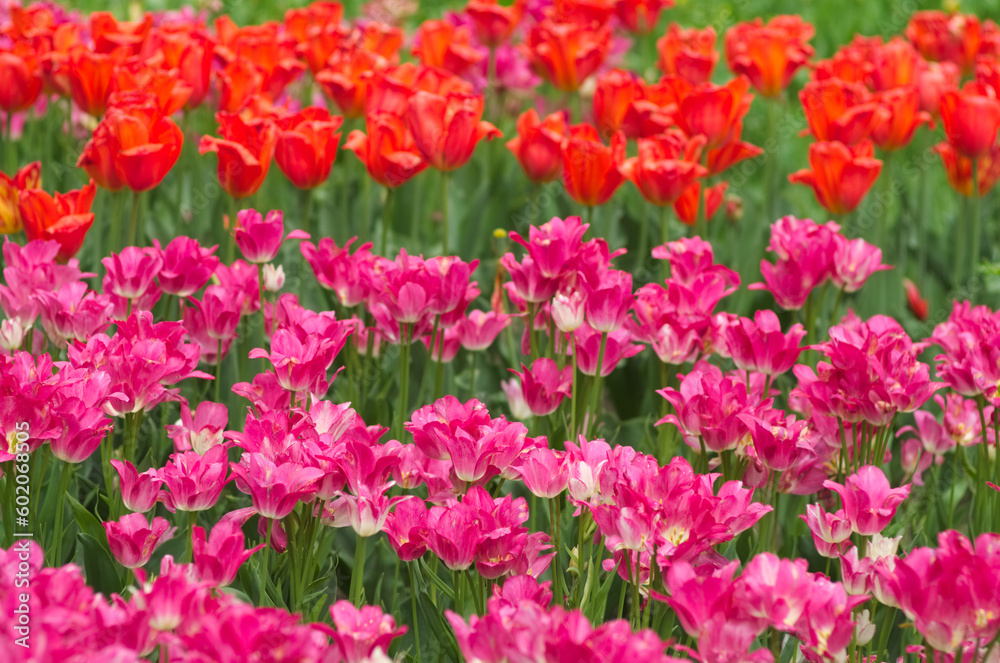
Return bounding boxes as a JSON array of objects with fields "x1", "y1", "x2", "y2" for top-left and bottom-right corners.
[
  {"x1": 283, "y1": 1, "x2": 344, "y2": 43},
  {"x1": 412, "y1": 20, "x2": 484, "y2": 77},
  {"x1": 674, "y1": 180, "x2": 727, "y2": 225},
  {"x1": 214, "y1": 18, "x2": 306, "y2": 103},
  {"x1": 316, "y1": 45, "x2": 388, "y2": 118},
  {"x1": 724, "y1": 15, "x2": 815, "y2": 98},
  {"x1": 673, "y1": 76, "x2": 753, "y2": 150},
  {"x1": 79, "y1": 93, "x2": 184, "y2": 192},
  {"x1": 109, "y1": 59, "x2": 193, "y2": 116},
  {"x1": 906, "y1": 10, "x2": 983, "y2": 74},
  {"x1": 67, "y1": 44, "x2": 126, "y2": 117},
  {"x1": 799, "y1": 79, "x2": 878, "y2": 146},
  {"x1": 406, "y1": 90, "x2": 501, "y2": 172},
  {"x1": 615, "y1": 0, "x2": 672, "y2": 35},
  {"x1": 592, "y1": 68, "x2": 645, "y2": 137},
  {"x1": 935, "y1": 141, "x2": 1000, "y2": 197},
  {"x1": 705, "y1": 123, "x2": 763, "y2": 175},
  {"x1": 0, "y1": 162, "x2": 41, "y2": 235},
  {"x1": 18, "y1": 181, "x2": 97, "y2": 263},
  {"x1": 619, "y1": 130, "x2": 708, "y2": 207},
  {"x1": 871, "y1": 86, "x2": 932, "y2": 151},
  {"x1": 466, "y1": 0, "x2": 526, "y2": 47},
  {"x1": 275, "y1": 106, "x2": 343, "y2": 190},
  {"x1": 506, "y1": 108, "x2": 569, "y2": 183},
  {"x1": 216, "y1": 59, "x2": 267, "y2": 115},
  {"x1": 867, "y1": 37, "x2": 924, "y2": 91},
  {"x1": 90, "y1": 11, "x2": 152, "y2": 55},
  {"x1": 147, "y1": 25, "x2": 215, "y2": 110},
  {"x1": 788, "y1": 140, "x2": 882, "y2": 216},
  {"x1": 562, "y1": 123, "x2": 626, "y2": 206},
  {"x1": 916, "y1": 61, "x2": 961, "y2": 116},
  {"x1": 812, "y1": 36, "x2": 875, "y2": 85},
  {"x1": 0, "y1": 42, "x2": 43, "y2": 113},
  {"x1": 904, "y1": 279, "x2": 929, "y2": 321},
  {"x1": 344, "y1": 112, "x2": 429, "y2": 188},
  {"x1": 357, "y1": 22, "x2": 405, "y2": 61},
  {"x1": 657, "y1": 23, "x2": 718, "y2": 84},
  {"x1": 524, "y1": 19, "x2": 612, "y2": 92},
  {"x1": 199, "y1": 112, "x2": 278, "y2": 200},
  {"x1": 939, "y1": 83, "x2": 1000, "y2": 159}
]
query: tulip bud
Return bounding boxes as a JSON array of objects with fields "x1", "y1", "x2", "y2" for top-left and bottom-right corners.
[
  {"x1": 551, "y1": 289, "x2": 586, "y2": 332},
  {"x1": 725, "y1": 195, "x2": 744, "y2": 223},
  {"x1": 0, "y1": 319, "x2": 25, "y2": 351},
  {"x1": 854, "y1": 609, "x2": 876, "y2": 646},
  {"x1": 501, "y1": 378, "x2": 533, "y2": 421},
  {"x1": 263, "y1": 263, "x2": 285, "y2": 292}
]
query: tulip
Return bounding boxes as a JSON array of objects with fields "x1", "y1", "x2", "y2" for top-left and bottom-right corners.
[
  {"x1": 67, "y1": 44, "x2": 125, "y2": 117},
  {"x1": 319, "y1": 602, "x2": 408, "y2": 663},
  {"x1": 90, "y1": 11, "x2": 152, "y2": 55},
  {"x1": 800, "y1": 505, "x2": 853, "y2": 558},
  {"x1": 906, "y1": 10, "x2": 983, "y2": 74},
  {"x1": 0, "y1": 162, "x2": 42, "y2": 235},
  {"x1": 406, "y1": 90, "x2": 501, "y2": 172},
  {"x1": 412, "y1": 19, "x2": 484, "y2": 77},
  {"x1": 199, "y1": 112, "x2": 278, "y2": 199},
  {"x1": 90, "y1": 95, "x2": 184, "y2": 192},
  {"x1": 104, "y1": 513, "x2": 175, "y2": 569},
  {"x1": 868, "y1": 37, "x2": 924, "y2": 91},
  {"x1": 592, "y1": 69, "x2": 646, "y2": 137},
  {"x1": 823, "y1": 465, "x2": 910, "y2": 536},
  {"x1": 455, "y1": 310, "x2": 511, "y2": 351},
  {"x1": 344, "y1": 112, "x2": 428, "y2": 189},
  {"x1": 831, "y1": 236, "x2": 892, "y2": 293},
  {"x1": 151, "y1": 25, "x2": 215, "y2": 110},
  {"x1": 615, "y1": 0, "x2": 671, "y2": 35},
  {"x1": 788, "y1": 140, "x2": 882, "y2": 216},
  {"x1": 155, "y1": 236, "x2": 220, "y2": 298},
  {"x1": 316, "y1": 46, "x2": 387, "y2": 119},
  {"x1": 657, "y1": 23, "x2": 718, "y2": 84},
  {"x1": 524, "y1": 19, "x2": 611, "y2": 92},
  {"x1": 164, "y1": 400, "x2": 229, "y2": 455},
  {"x1": 620, "y1": 131, "x2": 708, "y2": 207},
  {"x1": 916, "y1": 61, "x2": 961, "y2": 116},
  {"x1": 274, "y1": 106, "x2": 343, "y2": 190},
  {"x1": 159, "y1": 446, "x2": 233, "y2": 512},
  {"x1": 904, "y1": 279, "x2": 929, "y2": 321},
  {"x1": 574, "y1": 325, "x2": 644, "y2": 377},
  {"x1": 102, "y1": 246, "x2": 163, "y2": 303},
  {"x1": 18, "y1": 181, "x2": 97, "y2": 263},
  {"x1": 506, "y1": 109, "x2": 569, "y2": 184},
  {"x1": 723, "y1": 309, "x2": 805, "y2": 376},
  {"x1": 509, "y1": 358, "x2": 573, "y2": 416},
  {"x1": 109, "y1": 459, "x2": 163, "y2": 513},
  {"x1": 673, "y1": 77, "x2": 753, "y2": 150},
  {"x1": 0, "y1": 43, "x2": 43, "y2": 114},
  {"x1": 724, "y1": 16, "x2": 815, "y2": 98},
  {"x1": 871, "y1": 86, "x2": 931, "y2": 152},
  {"x1": 192, "y1": 520, "x2": 264, "y2": 587},
  {"x1": 799, "y1": 79, "x2": 878, "y2": 146},
  {"x1": 466, "y1": 0, "x2": 526, "y2": 46},
  {"x1": 582, "y1": 270, "x2": 633, "y2": 333},
  {"x1": 939, "y1": 83, "x2": 1000, "y2": 159},
  {"x1": 673, "y1": 181, "x2": 727, "y2": 225},
  {"x1": 562, "y1": 124, "x2": 626, "y2": 207}
]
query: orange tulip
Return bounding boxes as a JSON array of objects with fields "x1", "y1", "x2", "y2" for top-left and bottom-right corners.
[
  {"x1": 466, "y1": 0, "x2": 526, "y2": 47},
  {"x1": 904, "y1": 279, "x2": 929, "y2": 321},
  {"x1": 406, "y1": 90, "x2": 501, "y2": 172},
  {"x1": 344, "y1": 112, "x2": 428, "y2": 189},
  {"x1": 148, "y1": 25, "x2": 215, "y2": 110},
  {"x1": 7, "y1": 5, "x2": 56, "y2": 40},
  {"x1": 524, "y1": 19, "x2": 611, "y2": 92},
  {"x1": 614, "y1": 0, "x2": 672, "y2": 35},
  {"x1": 562, "y1": 123, "x2": 626, "y2": 207},
  {"x1": 799, "y1": 79, "x2": 878, "y2": 146},
  {"x1": 217, "y1": 60, "x2": 267, "y2": 115},
  {"x1": 506, "y1": 108, "x2": 569, "y2": 183},
  {"x1": 868, "y1": 37, "x2": 924, "y2": 91},
  {"x1": 0, "y1": 42, "x2": 43, "y2": 113},
  {"x1": 706, "y1": 126, "x2": 763, "y2": 176},
  {"x1": 673, "y1": 77, "x2": 752, "y2": 150},
  {"x1": 199, "y1": 112, "x2": 278, "y2": 200},
  {"x1": 356, "y1": 22, "x2": 405, "y2": 61},
  {"x1": 547, "y1": 0, "x2": 615, "y2": 26},
  {"x1": 316, "y1": 45, "x2": 389, "y2": 118},
  {"x1": 0, "y1": 162, "x2": 41, "y2": 235},
  {"x1": 788, "y1": 140, "x2": 882, "y2": 215},
  {"x1": 619, "y1": 131, "x2": 708, "y2": 207},
  {"x1": 19, "y1": 181, "x2": 97, "y2": 263},
  {"x1": 275, "y1": 107, "x2": 343, "y2": 189},
  {"x1": 215, "y1": 20, "x2": 306, "y2": 102},
  {"x1": 36, "y1": 23, "x2": 82, "y2": 98},
  {"x1": 656, "y1": 24, "x2": 718, "y2": 85},
  {"x1": 916, "y1": 61, "x2": 961, "y2": 117},
  {"x1": 284, "y1": 2, "x2": 345, "y2": 43},
  {"x1": 935, "y1": 142, "x2": 1000, "y2": 197},
  {"x1": 906, "y1": 11, "x2": 982, "y2": 75},
  {"x1": 725, "y1": 15, "x2": 814, "y2": 98},
  {"x1": 110, "y1": 58, "x2": 193, "y2": 116},
  {"x1": 871, "y1": 86, "x2": 931, "y2": 152},
  {"x1": 592, "y1": 69, "x2": 645, "y2": 138},
  {"x1": 90, "y1": 11, "x2": 152, "y2": 55},
  {"x1": 68, "y1": 44, "x2": 126, "y2": 117},
  {"x1": 619, "y1": 80, "x2": 676, "y2": 139},
  {"x1": 812, "y1": 38, "x2": 874, "y2": 85},
  {"x1": 412, "y1": 20, "x2": 484, "y2": 78},
  {"x1": 940, "y1": 83, "x2": 1000, "y2": 159},
  {"x1": 674, "y1": 180, "x2": 727, "y2": 225}
]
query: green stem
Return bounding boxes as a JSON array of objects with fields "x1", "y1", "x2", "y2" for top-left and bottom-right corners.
[
  {"x1": 569, "y1": 335, "x2": 578, "y2": 442},
  {"x1": 955, "y1": 191, "x2": 969, "y2": 286},
  {"x1": 971, "y1": 158, "x2": 982, "y2": 279},
  {"x1": 408, "y1": 562, "x2": 422, "y2": 662},
  {"x1": 186, "y1": 510, "x2": 196, "y2": 564},
  {"x1": 468, "y1": 351, "x2": 477, "y2": 401},
  {"x1": 126, "y1": 190, "x2": 143, "y2": 248},
  {"x1": 875, "y1": 605, "x2": 897, "y2": 660},
  {"x1": 441, "y1": 172, "x2": 450, "y2": 255},
  {"x1": 124, "y1": 411, "x2": 143, "y2": 464},
  {"x1": 214, "y1": 338, "x2": 223, "y2": 404},
  {"x1": 108, "y1": 190, "x2": 126, "y2": 256},
  {"x1": 301, "y1": 188, "x2": 313, "y2": 237},
  {"x1": 261, "y1": 518, "x2": 273, "y2": 605},
  {"x1": 396, "y1": 323, "x2": 412, "y2": 440},
  {"x1": 549, "y1": 497, "x2": 563, "y2": 607},
  {"x1": 363, "y1": 171, "x2": 371, "y2": 243},
  {"x1": 380, "y1": 187, "x2": 393, "y2": 256},
  {"x1": 585, "y1": 332, "x2": 608, "y2": 437},
  {"x1": 51, "y1": 462, "x2": 72, "y2": 566},
  {"x1": 350, "y1": 534, "x2": 368, "y2": 607}
]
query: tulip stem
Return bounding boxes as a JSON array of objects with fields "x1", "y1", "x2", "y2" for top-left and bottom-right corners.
[
  {"x1": 569, "y1": 335, "x2": 578, "y2": 442},
  {"x1": 467, "y1": 351, "x2": 477, "y2": 400},
  {"x1": 585, "y1": 332, "x2": 608, "y2": 437},
  {"x1": 875, "y1": 606, "x2": 897, "y2": 660},
  {"x1": 108, "y1": 190, "x2": 126, "y2": 255},
  {"x1": 186, "y1": 510, "x2": 196, "y2": 564},
  {"x1": 126, "y1": 190, "x2": 142, "y2": 248},
  {"x1": 441, "y1": 172, "x2": 450, "y2": 255},
  {"x1": 261, "y1": 518, "x2": 273, "y2": 605},
  {"x1": 971, "y1": 158, "x2": 982, "y2": 280},
  {"x1": 227, "y1": 197, "x2": 238, "y2": 265},
  {"x1": 408, "y1": 562, "x2": 422, "y2": 662},
  {"x1": 350, "y1": 534, "x2": 368, "y2": 607},
  {"x1": 124, "y1": 411, "x2": 142, "y2": 465},
  {"x1": 954, "y1": 192, "x2": 969, "y2": 286},
  {"x1": 51, "y1": 462, "x2": 71, "y2": 566},
  {"x1": 549, "y1": 497, "x2": 563, "y2": 607},
  {"x1": 301, "y1": 188, "x2": 313, "y2": 237},
  {"x1": 396, "y1": 323, "x2": 412, "y2": 440},
  {"x1": 380, "y1": 187, "x2": 393, "y2": 256},
  {"x1": 4, "y1": 112, "x2": 13, "y2": 173},
  {"x1": 215, "y1": 338, "x2": 223, "y2": 404}
]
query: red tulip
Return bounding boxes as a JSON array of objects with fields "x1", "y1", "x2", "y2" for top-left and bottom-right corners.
[
  {"x1": 283, "y1": 1, "x2": 344, "y2": 43},
  {"x1": 90, "y1": 11, "x2": 152, "y2": 55},
  {"x1": 904, "y1": 279, "x2": 929, "y2": 321},
  {"x1": 148, "y1": 25, "x2": 215, "y2": 110},
  {"x1": 275, "y1": 106, "x2": 344, "y2": 189},
  {"x1": 215, "y1": 19, "x2": 306, "y2": 103},
  {"x1": 524, "y1": 19, "x2": 611, "y2": 92},
  {"x1": 344, "y1": 112, "x2": 429, "y2": 188},
  {"x1": 412, "y1": 20, "x2": 484, "y2": 78},
  {"x1": 357, "y1": 22, "x2": 405, "y2": 61},
  {"x1": 68, "y1": 44, "x2": 126, "y2": 117},
  {"x1": 935, "y1": 141, "x2": 1000, "y2": 197},
  {"x1": 674, "y1": 180, "x2": 727, "y2": 225},
  {"x1": 592, "y1": 68, "x2": 645, "y2": 137},
  {"x1": 548, "y1": 0, "x2": 616, "y2": 25},
  {"x1": 871, "y1": 86, "x2": 931, "y2": 152},
  {"x1": 406, "y1": 90, "x2": 501, "y2": 172},
  {"x1": 673, "y1": 76, "x2": 753, "y2": 150},
  {"x1": 939, "y1": 83, "x2": 1000, "y2": 159},
  {"x1": 799, "y1": 79, "x2": 878, "y2": 146},
  {"x1": 562, "y1": 123, "x2": 626, "y2": 207},
  {"x1": 788, "y1": 140, "x2": 882, "y2": 215},
  {"x1": 217, "y1": 59, "x2": 267, "y2": 115},
  {"x1": 656, "y1": 23, "x2": 718, "y2": 85},
  {"x1": 38, "y1": 23, "x2": 83, "y2": 98},
  {"x1": 916, "y1": 61, "x2": 961, "y2": 117},
  {"x1": 109, "y1": 59, "x2": 193, "y2": 116},
  {"x1": 619, "y1": 131, "x2": 708, "y2": 206},
  {"x1": 706, "y1": 126, "x2": 763, "y2": 176},
  {"x1": 0, "y1": 42, "x2": 43, "y2": 114},
  {"x1": 615, "y1": 0, "x2": 672, "y2": 35},
  {"x1": 906, "y1": 10, "x2": 983, "y2": 75},
  {"x1": 199, "y1": 112, "x2": 278, "y2": 200},
  {"x1": 812, "y1": 36, "x2": 876, "y2": 85},
  {"x1": 316, "y1": 45, "x2": 389, "y2": 119},
  {"x1": 506, "y1": 108, "x2": 569, "y2": 184},
  {"x1": 0, "y1": 162, "x2": 41, "y2": 235},
  {"x1": 466, "y1": 0, "x2": 526, "y2": 47},
  {"x1": 725, "y1": 15, "x2": 814, "y2": 98},
  {"x1": 19, "y1": 181, "x2": 97, "y2": 263},
  {"x1": 867, "y1": 37, "x2": 924, "y2": 91}
]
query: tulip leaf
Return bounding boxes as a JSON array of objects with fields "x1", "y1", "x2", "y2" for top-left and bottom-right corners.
[
  {"x1": 583, "y1": 566, "x2": 618, "y2": 624},
  {"x1": 67, "y1": 494, "x2": 109, "y2": 555},
  {"x1": 78, "y1": 532, "x2": 124, "y2": 596},
  {"x1": 418, "y1": 558, "x2": 456, "y2": 601}
]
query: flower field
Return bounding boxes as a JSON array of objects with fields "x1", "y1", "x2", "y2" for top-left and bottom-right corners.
[{"x1": 3, "y1": 0, "x2": 1000, "y2": 661}]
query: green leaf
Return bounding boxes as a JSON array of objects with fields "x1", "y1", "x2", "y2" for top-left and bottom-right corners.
[
  {"x1": 67, "y1": 494, "x2": 108, "y2": 554},
  {"x1": 583, "y1": 565, "x2": 618, "y2": 624},
  {"x1": 78, "y1": 532, "x2": 124, "y2": 596}
]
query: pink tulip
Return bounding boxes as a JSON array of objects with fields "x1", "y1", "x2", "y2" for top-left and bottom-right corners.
[
  {"x1": 425, "y1": 500, "x2": 482, "y2": 571},
  {"x1": 0, "y1": 238, "x2": 93, "y2": 328},
  {"x1": 215, "y1": 259, "x2": 261, "y2": 315},
  {"x1": 316, "y1": 601, "x2": 407, "y2": 663},
  {"x1": 192, "y1": 520, "x2": 264, "y2": 587},
  {"x1": 515, "y1": 447, "x2": 569, "y2": 499},
  {"x1": 164, "y1": 400, "x2": 229, "y2": 455},
  {"x1": 551, "y1": 288, "x2": 586, "y2": 333},
  {"x1": 455, "y1": 310, "x2": 511, "y2": 351},
  {"x1": 831, "y1": 236, "x2": 892, "y2": 293},
  {"x1": 723, "y1": 309, "x2": 805, "y2": 376},
  {"x1": 573, "y1": 325, "x2": 644, "y2": 377},
  {"x1": 509, "y1": 215, "x2": 590, "y2": 279},
  {"x1": 823, "y1": 465, "x2": 910, "y2": 535},
  {"x1": 230, "y1": 453, "x2": 324, "y2": 519},
  {"x1": 500, "y1": 252, "x2": 561, "y2": 303},
  {"x1": 185, "y1": 285, "x2": 244, "y2": 341},
  {"x1": 159, "y1": 445, "x2": 233, "y2": 512},
  {"x1": 110, "y1": 459, "x2": 164, "y2": 513},
  {"x1": 36, "y1": 281, "x2": 113, "y2": 348},
  {"x1": 104, "y1": 513, "x2": 175, "y2": 569},
  {"x1": 300, "y1": 237, "x2": 376, "y2": 308},
  {"x1": 509, "y1": 358, "x2": 572, "y2": 416},
  {"x1": 155, "y1": 236, "x2": 219, "y2": 297},
  {"x1": 800, "y1": 504, "x2": 854, "y2": 558},
  {"x1": 383, "y1": 495, "x2": 429, "y2": 562},
  {"x1": 101, "y1": 246, "x2": 164, "y2": 302},
  {"x1": 582, "y1": 269, "x2": 633, "y2": 333},
  {"x1": 233, "y1": 208, "x2": 310, "y2": 264}
]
